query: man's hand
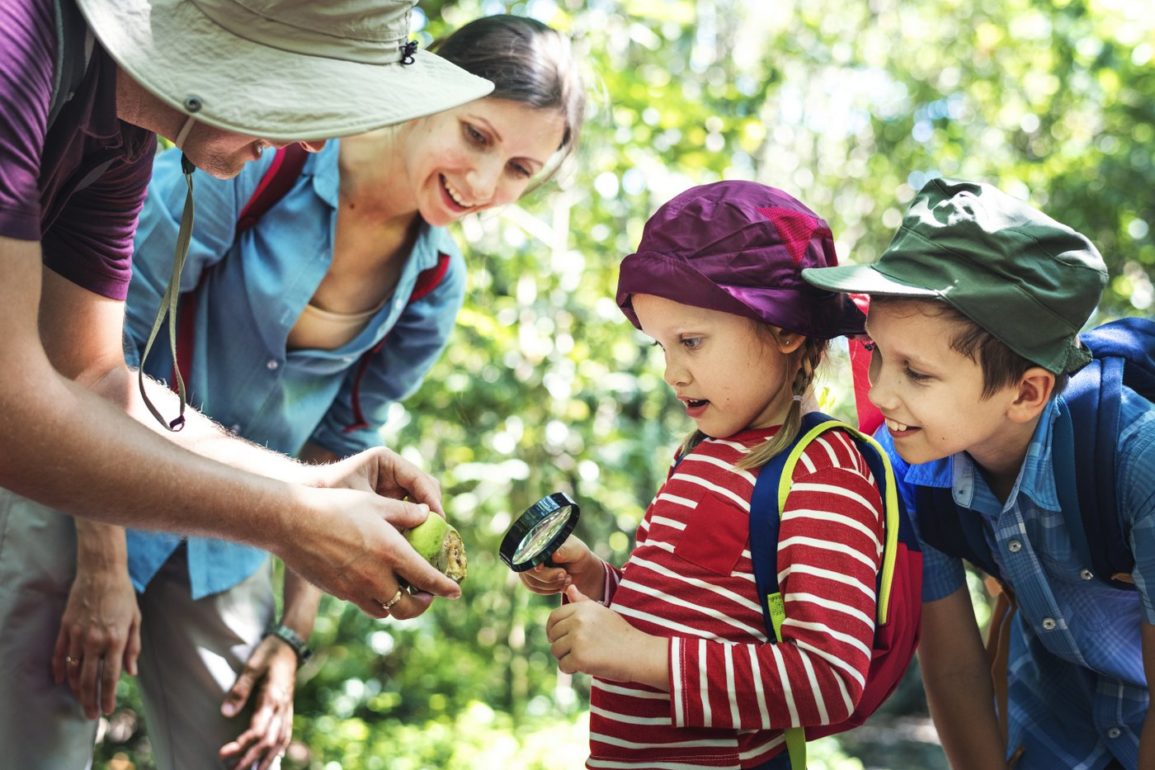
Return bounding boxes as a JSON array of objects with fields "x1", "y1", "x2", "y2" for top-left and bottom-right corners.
[
  {"x1": 302, "y1": 446, "x2": 443, "y2": 508},
  {"x1": 218, "y1": 635, "x2": 298, "y2": 770},
  {"x1": 275, "y1": 447, "x2": 461, "y2": 619},
  {"x1": 51, "y1": 528, "x2": 141, "y2": 719}
]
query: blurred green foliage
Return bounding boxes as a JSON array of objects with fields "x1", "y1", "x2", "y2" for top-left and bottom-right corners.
[{"x1": 96, "y1": 0, "x2": 1153, "y2": 768}]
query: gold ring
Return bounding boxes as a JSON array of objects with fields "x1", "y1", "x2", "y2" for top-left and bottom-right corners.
[
  {"x1": 379, "y1": 589, "x2": 404, "y2": 612},
  {"x1": 65, "y1": 655, "x2": 80, "y2": 666}
]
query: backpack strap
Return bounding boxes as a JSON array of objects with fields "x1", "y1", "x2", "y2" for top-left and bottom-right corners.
[
  {"x1": 914, "y1": 484, "x2": 1006, "y2": 583},
  {"x1": 48, "y1": 0, "x2": 94, "y2": 130},
  {"x1": 1063, "y1": 317, "x2": 1155, "y2": 587},
  {"x1": 236, "y1": 144, "x2": 310, "y2": 233},
  {"x1": 748, "y1": 412, "x2": 900, "y2": 770},
  {"x1": 171, "y1": 145, "x2": 309, "y2": 392},
  {"x1": 342, "y1": 250, "x2": 453, "y2": 433}
]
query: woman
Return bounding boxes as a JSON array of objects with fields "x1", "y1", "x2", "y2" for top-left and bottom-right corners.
[{"x1": 61, "y1": 15, "x2": 585, "y2": 770}]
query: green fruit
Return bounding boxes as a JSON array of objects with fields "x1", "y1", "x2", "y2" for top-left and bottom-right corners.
[{"x1": 404, "y1": 515, "x2": 467, "y2": 583}]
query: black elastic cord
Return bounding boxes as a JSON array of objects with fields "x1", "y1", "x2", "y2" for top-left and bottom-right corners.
[
  {"x1": 137, "y1": 154, "x2": 194, "y2": 431},
  {"x1": 400, "y1": 40, "x2": 417, "y2": 65}
]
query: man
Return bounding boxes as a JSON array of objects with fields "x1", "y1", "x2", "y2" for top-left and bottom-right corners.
[{"x1": 0, "y1": 0, "x2": 491, "y2": 764}]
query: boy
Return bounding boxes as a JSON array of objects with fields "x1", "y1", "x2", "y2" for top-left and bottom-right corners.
[{"x1": 802, "y1": 178, "x2": 1155, "y2": 769}]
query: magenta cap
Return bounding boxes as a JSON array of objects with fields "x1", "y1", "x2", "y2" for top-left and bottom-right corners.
[{"x1": 617, "y1": 181, "x2": 865, "y2": 339}]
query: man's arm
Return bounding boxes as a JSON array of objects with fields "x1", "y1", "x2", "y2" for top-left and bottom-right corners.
[
  {"x1": 3, "y1": 236, "x2": 456, "y2": 615},
  {"x1": 918, "y1": 585, "x2": 1009, "y2": 770}
]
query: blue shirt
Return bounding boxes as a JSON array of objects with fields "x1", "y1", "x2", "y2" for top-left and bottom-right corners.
[
  {"x1": 890, "y1": 388, "x2": 1155, "y2": 769},
  {"x1": 122, "y1": 143, "x2": 466, "y2": 599}
]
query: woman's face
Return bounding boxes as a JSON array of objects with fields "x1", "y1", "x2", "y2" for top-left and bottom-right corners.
[{"x1": 399, "y1": 97, "x2": 567, "y2": 226}]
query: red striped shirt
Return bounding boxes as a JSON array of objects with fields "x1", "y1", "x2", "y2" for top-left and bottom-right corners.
[{"x1": 588, "y1": 425, "x2": 884, "y2": 769}]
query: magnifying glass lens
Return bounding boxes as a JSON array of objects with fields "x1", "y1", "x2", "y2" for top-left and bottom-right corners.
[
  {"x1": 512, "y1": 507, "x2": 572, "y2": 564},
  {"x1": 500, "y1": 492, "x2": 581, "y2": 572}
]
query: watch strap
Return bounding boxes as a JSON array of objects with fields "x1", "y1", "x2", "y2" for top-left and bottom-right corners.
[{"x1": 265, "y1": 623, "x2": 313, "y2": 667}]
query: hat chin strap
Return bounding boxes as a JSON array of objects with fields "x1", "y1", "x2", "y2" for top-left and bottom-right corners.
[
  {"x1": 175, "y1": 114, "x2": 197, "y2": 149},
  {"x1": 137, "y1": 127, "x2": 198, "y2": 434}
]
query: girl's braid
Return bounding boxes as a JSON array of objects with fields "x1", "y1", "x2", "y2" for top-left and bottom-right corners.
[{"x1": 737, "y1": 336, "x2": 826, "y2": 470}]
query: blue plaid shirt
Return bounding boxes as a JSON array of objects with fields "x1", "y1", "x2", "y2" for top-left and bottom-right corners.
[{"x1": 890, "y1": 387, "x2": 1155, "y2": 770}]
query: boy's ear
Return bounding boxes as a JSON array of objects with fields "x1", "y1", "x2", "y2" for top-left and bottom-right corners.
[{"x1": 1007, "y1": 367, "x2": 1055, "y2": 422}]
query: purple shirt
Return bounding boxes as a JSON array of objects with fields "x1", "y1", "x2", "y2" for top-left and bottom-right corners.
[{"x1": 0, "y1": 0, "x2": 156, "y2": 299}]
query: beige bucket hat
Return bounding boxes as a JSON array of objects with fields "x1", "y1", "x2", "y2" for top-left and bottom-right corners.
[{"x1": 74, "y1": 0, "x2": 495, "y2": 141}]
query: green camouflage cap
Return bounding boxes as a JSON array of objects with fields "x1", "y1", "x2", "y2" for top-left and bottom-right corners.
[{"x1": 801, "y1": 178, "x2": 1107, "y2": 374}]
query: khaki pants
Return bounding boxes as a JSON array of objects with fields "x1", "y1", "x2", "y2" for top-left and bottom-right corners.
[
  {"x1": 0, "y1": 490, "x2": 97, "y2": 770},
  {"x1": 136, "y1": 547, "x2": 276, "y2": 770},
  {"x1": 0, "y1": 488, "x2": 277, "y2": 770}
]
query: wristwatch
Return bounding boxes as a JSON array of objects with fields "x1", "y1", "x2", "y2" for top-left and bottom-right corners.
[{"x1": 264, "y1": 623, "x2": 313, "y2": 667}]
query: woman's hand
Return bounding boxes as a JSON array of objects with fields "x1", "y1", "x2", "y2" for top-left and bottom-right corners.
[
  {"x1": 52, "y1": 523, "x2": 141, "y2": 719},
  {"x1": 518, "y1": 535, "x2": 605, "y2": 598},
  {"x1": 218, "y1": 634, "x2": 299, "y2": 770}
]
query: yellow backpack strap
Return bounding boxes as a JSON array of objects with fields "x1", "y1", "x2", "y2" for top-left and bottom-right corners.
[
  {"x1": 775, "y1": 420, "x2": 899, "y2": 624},
  {"x1": 763, "y1": 419, "x2": 900, "y2": 770}
]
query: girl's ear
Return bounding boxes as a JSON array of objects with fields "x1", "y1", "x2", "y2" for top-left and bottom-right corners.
[
  {"x1": 771, "y1": 328, "x2": 806, "y2": 355},
  {"x1": 1007, "y1": 367, "x2": 1055, "y2": 423}
]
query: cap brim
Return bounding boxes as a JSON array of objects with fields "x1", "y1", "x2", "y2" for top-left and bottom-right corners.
[
  {"x1": 802, "y1": 264, "x2": 941, "y2": 299},
  {"x1": 77, "y1": 0, "x2": 494, "y2": 141}
]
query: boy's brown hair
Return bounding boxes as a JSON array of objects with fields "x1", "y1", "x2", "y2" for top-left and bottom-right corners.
[{"x1": 873, "y1": 296, "x2": 1061, "y2": 399}]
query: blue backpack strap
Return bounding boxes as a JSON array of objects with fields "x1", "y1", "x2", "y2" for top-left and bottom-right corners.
[
  {"x1": 1062, "y1": 317, "x2": 1154, "y2": 587},
  {"x1": 748, "y1": 412, "x2": 904, "y2": 770},
  {"x1": 1050, "y1": 399, "x2": 1105, "y2": 583},
  {"x1": 914, "y1": 485, "x2": 1005, "y2": 583},
  {"x1": 749, "y1": 413, "x2": 828, "y2": 637},
  {"x1": 748, "y1": 413, "x2": 823, "y2": 770}
]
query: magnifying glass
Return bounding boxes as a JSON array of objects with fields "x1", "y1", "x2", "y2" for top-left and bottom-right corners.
[{"x1": 499, "y1": 492, "x2": 581, "y2": 572}]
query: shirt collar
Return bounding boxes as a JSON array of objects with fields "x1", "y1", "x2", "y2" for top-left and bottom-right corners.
[{"x1": 899, "y1": 398, "x2": 1063, "y2": 512}]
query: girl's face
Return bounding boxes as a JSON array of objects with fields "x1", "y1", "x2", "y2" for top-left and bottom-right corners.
[
  {"x1": 632, "y1": 293, "x2": 799, "y2": 439},
  {"x1": 399, "y1": 97, "x2": 567, "y2": 226}
]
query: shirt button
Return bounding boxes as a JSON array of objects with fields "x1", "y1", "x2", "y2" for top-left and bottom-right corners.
[
  {"x1": 1080, "y1": 569, "x2": 1095, "y2": 581},
  {"x1": 1008, "y1": 540, "x2": 1023, "y2": 553},
  {"x1": 1041, "y1": 618, "x2": 1057, "y2": 631},
  {"x1": 229, "y1": 424, "x2": 241, "y2": 433},
  {"x1": 1107, "y1": 727, "x2": 1122, "y2": 739},
  {"x1": 266, "y1": 359, "x2": 279, "y2": 370}
]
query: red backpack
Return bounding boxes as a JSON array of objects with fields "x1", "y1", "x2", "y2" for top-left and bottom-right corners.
[{"x1": 748, "y1": 412, "x2": 922, "y2": 769}]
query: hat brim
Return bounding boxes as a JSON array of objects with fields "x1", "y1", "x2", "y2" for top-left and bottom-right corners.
[
  {"x1": 802, "y1": 264, "x2": 941, "y2": 299},
  {"x1": 76, "y1": 0, "x2": 494, "y2": 141}
]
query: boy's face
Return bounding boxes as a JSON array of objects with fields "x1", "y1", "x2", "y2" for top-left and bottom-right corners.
[
  {"x1": 864, "y1": 299, "x2": 1026, "y2": 467},
  {"x1": 632, "y1": 293, "x2": 798, "y2": 439}
]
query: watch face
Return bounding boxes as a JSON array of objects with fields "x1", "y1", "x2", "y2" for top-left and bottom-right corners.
[{"x1": 500, "y1": 492, "x2": 580, "y2": 571}]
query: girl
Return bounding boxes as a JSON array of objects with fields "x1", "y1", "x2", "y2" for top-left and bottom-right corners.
[
  {"x1": 522, "y1": 181, "x2": 885, "y2": 769},
  {"x1": 56, "y1": 15, "x2": 586, "y2": 770}
]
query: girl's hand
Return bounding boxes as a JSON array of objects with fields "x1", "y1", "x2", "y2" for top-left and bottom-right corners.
[
  {"x1": 545, "y1": 584, "x2": 667, "y2": 688},
  {"x1": 518, "y1": 535, "x2": 603, "y2": 597}
]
